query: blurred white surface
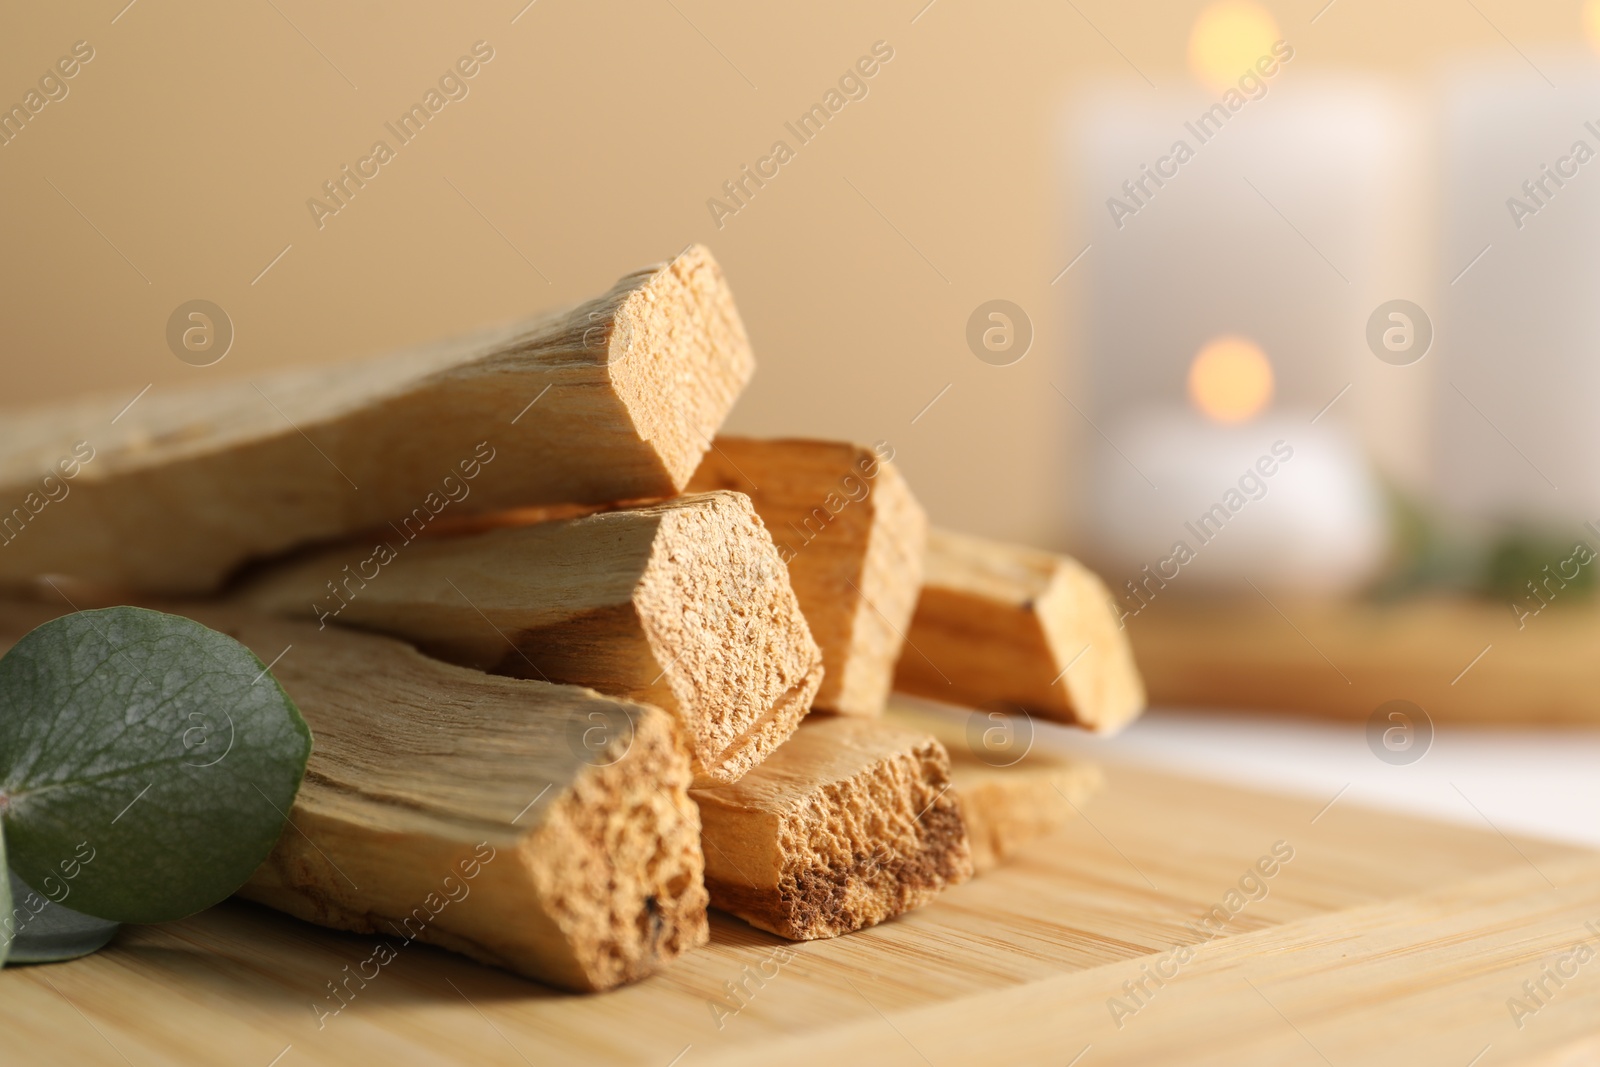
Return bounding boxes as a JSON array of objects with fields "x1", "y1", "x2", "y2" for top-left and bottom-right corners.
[
  {"x1": 1090, "y1": 409, "x2": 1388, "y2": 596},
  {"x1": 1070, "y1": 78, "x2": 1435, "y2": 529},
  {"x1": 1439, "y1": 59, "x2": 1600, "y2": 527},
  {"x1": 1049, "y1": 707, "x2": 1600, "y2": 850}
]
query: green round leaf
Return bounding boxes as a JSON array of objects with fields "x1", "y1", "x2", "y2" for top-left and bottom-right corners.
[
  {"x1": 5, "y1": 869, "x2": 119, "y2": 963},
  {"x1": 0, "y1": 821, "x2": 11, "y2": 965},
  {"x1": 0, "y1": 607, "x2": 311, "y2": 924}
]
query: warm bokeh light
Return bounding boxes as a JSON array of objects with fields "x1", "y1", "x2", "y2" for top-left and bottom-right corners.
[
  {"x1": 1188, "y1": 1, "x2": 1282, "y2": 92},
  {"x1": 1586, "y1": 0, "x2": 1600, "y2": 54},
  {"x1": 1188, "y1": 336, "x2": 1274, "y2": 423}
]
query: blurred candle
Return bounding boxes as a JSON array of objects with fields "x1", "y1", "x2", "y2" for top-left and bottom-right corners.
[
  {"x1": 1066, "y1": 71, "x2": 1429, "y2": 591},
  {"x1": 1437, "y1": 58, "x2": 1600, "y2": 527},
  {"x1": 1090, "y1": 405, "x2": 1386, "y2": 604}
]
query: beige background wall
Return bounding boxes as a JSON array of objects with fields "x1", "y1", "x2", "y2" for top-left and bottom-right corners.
[{"x1": 0, "y1": 0, "x2": 1586, "y2": 549}]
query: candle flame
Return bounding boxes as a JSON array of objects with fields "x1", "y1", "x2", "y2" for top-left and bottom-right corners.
[
  {"x1": 1188, "y1": 1, "x2": 1281, "y2": 94},
  {"x1": 1188, "y1": 336, "x2": 1274, "y2": 423}
]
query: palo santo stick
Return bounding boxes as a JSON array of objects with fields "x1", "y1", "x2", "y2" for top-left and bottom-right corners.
[
  {"x1": 687, "y1": 438, "x2": 926, "y2": 717},
  {"x1": 0, "y1": 245, "x2": 752, "y2": 595},
  {"x1": 691, "y1": 716, "x2": 972, "y2": 939},
  {"x1": 953, "y1": 758, "x2": 1101, "y2": 874},
  {"x1": 239, "y1": 491, "x2": 823, "y2": 785},
  {"x1": 420, "y1": 437, "x2": 926, "y2": 718},
  {"x1": 894, "y1": 529, "x2": 1146, "y2": 733},
  {"x1": 885, "y1": 702, "x2": 1104, "y2": 874},
  {"x1": 0, "y1": 603, "x2": 708, "y2": 993}
]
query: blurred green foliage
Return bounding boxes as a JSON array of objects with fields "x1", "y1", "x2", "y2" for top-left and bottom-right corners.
[{"x1": 1370, "y1": 483, "x2": 1598, "y2": 605}]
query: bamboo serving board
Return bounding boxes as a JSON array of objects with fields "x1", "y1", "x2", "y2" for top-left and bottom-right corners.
[{"x1": 3, "y1": 750, "x2": 1596, "y2": 1066}]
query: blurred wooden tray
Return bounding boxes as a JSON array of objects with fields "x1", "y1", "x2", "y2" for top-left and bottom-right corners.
[
  {"x1": 1127, "y1": 594, "x2": 1600, "y2": 725},
  {"x1": 3, "y1": 754, "x2": 1596, "y2": 1066}
]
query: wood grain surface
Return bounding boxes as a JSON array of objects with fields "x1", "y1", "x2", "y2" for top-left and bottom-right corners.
[
  {"x1": 885, "y1": 702, "x2": 1105, "y2": 873},
  {"x1": 238, "y1": 491, "x2": 823, "y2": 785},
  {"x1": 686, "y1": 437, "x2": 927, "y2": 717},
  {"x1": 2, "y1": 739, "x2": 1589, "y2": 1066},
  {"x1": 896, "y1": 529, "x2": 1146, "y2": 732},
  {"x1": 0, "y1": 601, "x2": 710, "y2": 993},
  {"x1": 692, "y1": 716, "x2": 970, "y2": 940},
  {"x1": 0, "y1": 245, "x2": 751, "y2": 594}
]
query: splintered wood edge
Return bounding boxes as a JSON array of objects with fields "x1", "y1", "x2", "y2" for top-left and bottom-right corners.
[
  {"x1": 0, "y1": 246, "x2": 748, "y2": 487},
  {"x1": 244, "y1": 713, "x2": 709, "y2": 992},
  {"x1": 691, "y1": 717, "x2": 972, "y2": 940},
  {"x1": 685, "y1": 437, "x2": 927, "y2": 717},
  {"x1": 236, "y1": 491, "x2": 819, "y2": 786},
  {"x1": 513, "y1": 706, "x2": 711, "y2": 991},
  {"x1": 883, "y1": 701, "x2": 1105, "y2": 873},
  {"x1": 836, "y1": 456, "x2": 927, "y2": 715},
  {"x1": 0, "y1": 601, "x2": 695, "y2": 991},
  {"x1": 635, "y1": 491, "x2": 823, "y2": 784},
  {"x1": 1037, "y1": 555, "x2": 1147, "y2": 733},
  {"x1": 606, "y1": 245, "x2": 755, "y2": 490},
  {"x1": 0, "y1": 247, "x2": 751, "y2": 596},
  {"x1": 899, "y1": 528, "x2": 1146, "y2": 733},
  {"x1": 953, "y1": 760, "x2": 1104, "y2": 874},
  {"x1": 168, "y1": 611, "x2": 708, "y2": 993}
]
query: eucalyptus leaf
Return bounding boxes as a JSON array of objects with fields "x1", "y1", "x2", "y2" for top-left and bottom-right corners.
[
  {"x1": 0, "y1": 821, "x2": 10, "y2": 966},
  {"x1": 5, "y1": 869, "x2": 119, "y2": 963},
  {"x1": 0, "y1": 607, "x2": 311, "y2": 925}
]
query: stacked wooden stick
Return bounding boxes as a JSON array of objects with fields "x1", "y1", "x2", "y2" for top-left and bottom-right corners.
[{"x1": 0, "y1": 247, "x2": 1144, "y2": 992}]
